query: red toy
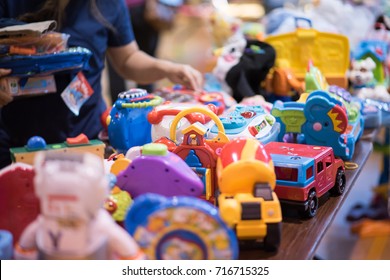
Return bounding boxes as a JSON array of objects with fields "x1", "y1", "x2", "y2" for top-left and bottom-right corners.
[
  {"x1": 264, "y1": 142, "x2": 346, "y2": 218},
  {"x1": 0, "y1": 163, "x2": 40, "y2": 245}
]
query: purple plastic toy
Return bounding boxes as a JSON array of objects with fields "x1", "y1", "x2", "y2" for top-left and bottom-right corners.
[{"x1": 116, "y1": 143, "x2": 204, "y2": 198}]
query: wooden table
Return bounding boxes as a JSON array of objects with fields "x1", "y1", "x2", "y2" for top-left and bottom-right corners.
[{"x1": 239, "y1": 138, "x2": 374, "y2": 260}]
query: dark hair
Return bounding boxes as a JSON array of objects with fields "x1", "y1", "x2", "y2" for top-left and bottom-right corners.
[{"x1": 18, "y1": 0, "x2": 116, "y2": 32}]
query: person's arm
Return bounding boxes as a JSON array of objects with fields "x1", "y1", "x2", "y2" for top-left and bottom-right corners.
[
  {"x1": 0, "y1": 68, "x2": 12, "y2": 107},
  {"x1": 106, "y1": 41, "x2": 203, "y2": 91}
]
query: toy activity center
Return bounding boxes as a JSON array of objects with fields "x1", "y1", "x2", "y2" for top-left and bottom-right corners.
[{"x1": 0, "y1": 0, "x2": 389, "y2": 261}]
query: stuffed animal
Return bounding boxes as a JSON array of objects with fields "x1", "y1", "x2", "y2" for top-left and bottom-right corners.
[{"x1": 348, "y1": 57, "x2": 390, "y2": 102}]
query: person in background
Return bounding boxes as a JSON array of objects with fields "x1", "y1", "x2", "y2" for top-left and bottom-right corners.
[
  {"x1": 108, "y1": 0, "x2": 161, "y2": 100},
  {"x1": 108, "y1": 0, "x2": 183, "y2": 102},
  {"x1": 0, "y1": 0, "x2": 203, "y2": 169}
]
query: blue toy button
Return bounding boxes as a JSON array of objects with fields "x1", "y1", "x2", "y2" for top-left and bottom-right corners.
[{"x1": 26, "y1": 136, "x2": 47, "y2": 151}]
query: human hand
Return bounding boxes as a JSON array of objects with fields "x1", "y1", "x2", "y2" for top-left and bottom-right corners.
[
  {"x1": 0, "y1": 68, "x2": 12, "y2": 107},
  {"x1": 163, "y1": 62, "x2": 203, "y2": 92}
]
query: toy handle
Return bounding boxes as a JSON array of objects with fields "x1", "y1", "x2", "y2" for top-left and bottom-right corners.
[
  {"x1": 294, "y1": 17, "x2": 312, "y2": 29},
  {"x1": 169, "y1": 107, "x2": 226, "y2": 143}
]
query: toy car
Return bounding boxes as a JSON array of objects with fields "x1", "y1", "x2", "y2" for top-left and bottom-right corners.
[{"x1": 265, "y1": 142, "x2": 346, "y2": 218}]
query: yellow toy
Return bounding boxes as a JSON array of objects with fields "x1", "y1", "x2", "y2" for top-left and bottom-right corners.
[
  {"x1": 217, "y1": 137, "x2": 282, "y2": 251},
  {"x1": 265, "y1": 18, "x2": 350, "y2": 88}
]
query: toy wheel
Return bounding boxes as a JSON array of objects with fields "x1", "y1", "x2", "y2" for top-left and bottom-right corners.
[
  {"x1": 301, "y1": 190, "x2": 318, "y2": 218},
  {"x1": 330, "y1": 169, "x2": 346, "y2": 196},
  {"x1": 263, "y1": 222, "x2": 281, "y2": 252}
]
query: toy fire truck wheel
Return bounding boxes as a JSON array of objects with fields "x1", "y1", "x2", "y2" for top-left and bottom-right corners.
[
  {"x1": 330, "y1": 169, "x2": 346, "y2": 196},
  {"x1": 263, "y1": 223, "x2": 281, "y2": 252},
  {"x1": 302, "y1": 190, "x2": 318, "y2": 218}
]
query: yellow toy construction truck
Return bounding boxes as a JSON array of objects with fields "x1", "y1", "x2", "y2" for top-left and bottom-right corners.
[{"x1": 216, "y1": 137, "x2": 282, "y2": 251}]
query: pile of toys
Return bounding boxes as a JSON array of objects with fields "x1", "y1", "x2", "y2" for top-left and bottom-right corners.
[{"x1": 1, "y1": 1, "x2": 390, "y2": 260}]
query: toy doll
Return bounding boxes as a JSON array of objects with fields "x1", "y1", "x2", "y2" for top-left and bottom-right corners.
[{"x1": 14, "y1": 151, "x2": 144, "y2": 260}]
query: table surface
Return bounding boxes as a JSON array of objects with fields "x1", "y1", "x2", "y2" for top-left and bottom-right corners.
[{"x1": 239, "y1": 137, "x2": 374, "y2": 260}]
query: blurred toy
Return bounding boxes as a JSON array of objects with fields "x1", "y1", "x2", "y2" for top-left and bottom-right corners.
[
  {"x1": 208, "y1": 10, "x2": 276, "y2": 102},
  {"x1": 265, "y1": 142, "x2": 346, "y2": 218},
  {"x1": 208, "y1": 105, "x2": 280, "y2": 144},
  {"x1": 265, "y1": 17, "x2": 350, "y2": 88},
  {"x1": 0, "y1": 46, "x2": 92, "y2": 78},
  {"x1": 348, "y1": 57, "x2": 390, "y2": 102},
  {"x1": 156, "y1": 107, "x2": 229, "y2": 204},
  {"x1": 241, "y1": 22, "x2": 265, "y2": 42},
  {"x1": 264, "y1": 64, "x2": 305, "y2": 101},
  {"x1": 14, "y1": 152, "x2": 144, "y2": 260},
  {"x1": 238, "y1": 95, "x2": 273, "y2": 112},
  {"x1": 347, "y1": 183, "x2": 389, "y2": 222},
  {"x1": 356, "y1": 98, "x2": 384, "y2": 128},
  {"x1": 0, "y1": 20, "x2": 68, "y2": 55},
  {"x1": 108, "y1": 153, "x2": 131, "y2": 176},
  {"x1": 350, "y1": 219, "x2": 390, "y2": 238},
  {"x1": 264, "y1": 1, "x2": 375, "y2": 51},
  {"x1": 203, "y1": 73, "x2": 237, "y2": 108},
  {"x1": 271, "y1": 90, "x2": 359, "y2": 160},
  {"x1": 153, "y1": 84, "x2": 227, "y2": 115},
  {"x1": 0, "y1": 163, "x2": 39, "y2": 246},
  {"x1": 148, "y1": 103, "x2": 218, "y2": 143},
  {"x1": 209, "y1": 11, "x2": 242, "y2": 48},
  {"x1": 116, "y1": 143, "x2": 203, "y2": 199},
  {"x1": 10, "y1": 134, "x2": 105, "y2": 165},
  {"x1": 0, "y1": 230, "x2": 13, "y2": 260},
  {"x1": 366, "y1": 99, "x2": 390, "y2": 127},
  {"x1": 353, "y1": 40, "x2": 389, "y2": 86},
  {"x1": 303, "y1": 64, "x2": 366, "y2": 137},
  {"x1": 222, "y1": 40, "x2": 276, "y2": 102},
  {"x1": 349, "y1": 57, "x2": 377, "y2": 89},
  {"x1": 125, "y1": 193, "x2": 239, "y2": 260},
  {"x1": 104, "y1": 186, "x2": 132, "y2": 227},
  {"x1": 107, "y1": 88, "x2": 163, "y2": 154},
  {"x1": 217, "y1": 138, "x2": 282, "y2": 251}
]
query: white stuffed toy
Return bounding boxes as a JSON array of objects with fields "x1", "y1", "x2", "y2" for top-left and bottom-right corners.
[{"x1": 348, "y1": 57, "x2": 390, "y2": 102}]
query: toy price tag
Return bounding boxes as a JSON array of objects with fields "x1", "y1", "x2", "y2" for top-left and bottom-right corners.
[{"x1": 61, "y1": 72, "x2": 93, "y2": 115}]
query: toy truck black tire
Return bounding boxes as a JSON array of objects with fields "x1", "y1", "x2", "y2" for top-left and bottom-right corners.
[
  {"x1": 330, "y1": 169, "x2": 346, "y2": 196},
  {"x1": 263, "y1": 222, "x2": 281, "y2": 252},
  {"x1": 300, "y1": 190, "x2": 318, "y2": 218}
]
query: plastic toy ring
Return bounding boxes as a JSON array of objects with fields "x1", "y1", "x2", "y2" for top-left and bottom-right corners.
[{"x1": 344, "y1": 161, "x2": 359, "y2": 170}]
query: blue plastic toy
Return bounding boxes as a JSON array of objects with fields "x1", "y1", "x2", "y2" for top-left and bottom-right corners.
[
  {"x1": 272, "y1": 90, "x2": 363, "y2": 160},
  {"x1": 107, "y1": 89, "x2": 163, "y2": 153},
  {"x1": 0, "y1": 230, "x2": 13, "y2": 260},
  {"x1": 208, "y1": 105, "x2": 280, "y2": 144},
  {"x1": 0, "y1": 47, "x2": 92, "y2": 77},
  {"x1": 125, "y1": 193, "x2": 239, "y2": 260}
]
